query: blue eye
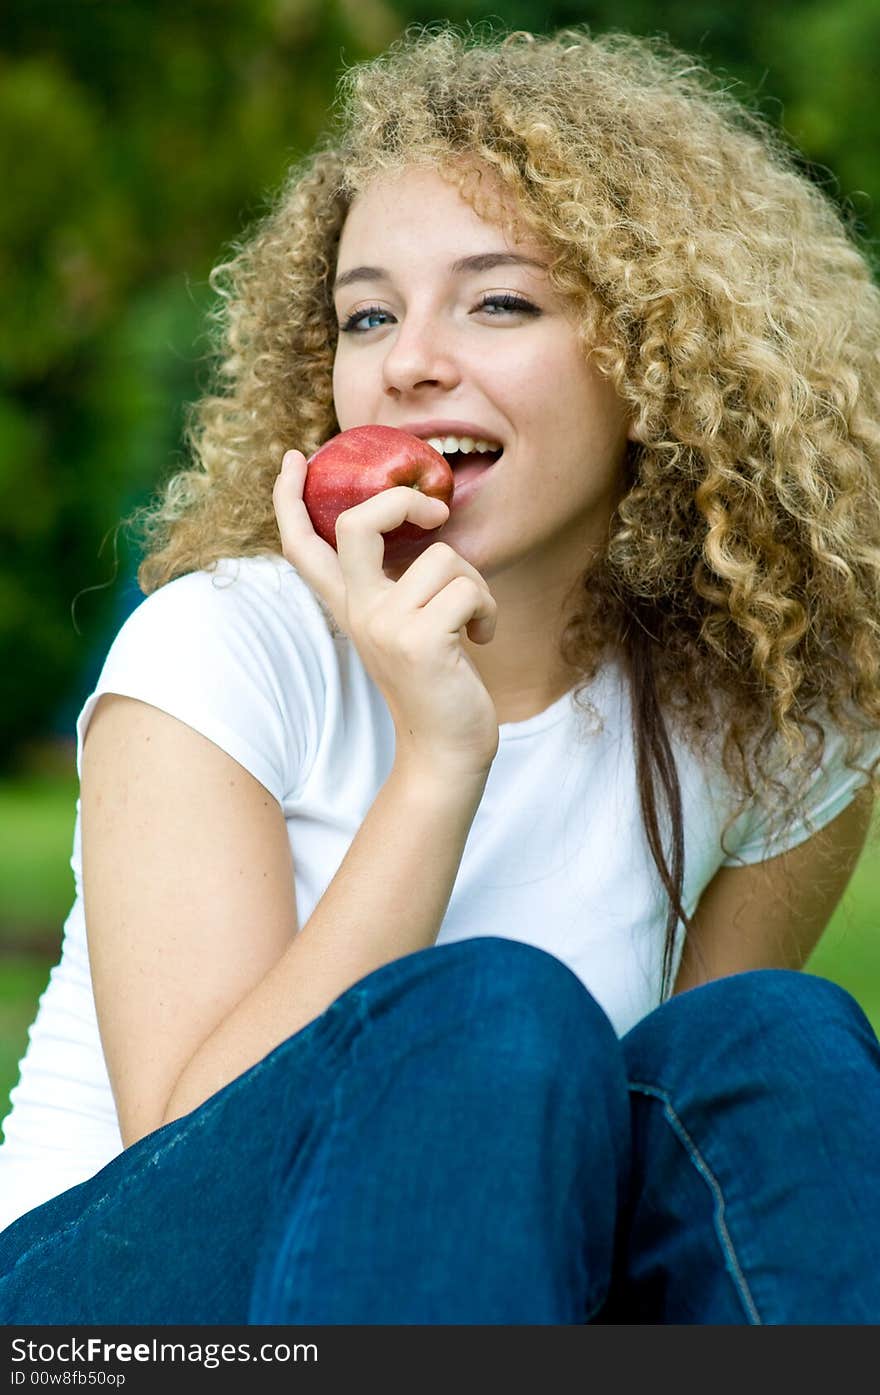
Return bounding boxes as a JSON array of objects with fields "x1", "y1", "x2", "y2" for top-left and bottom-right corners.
[
  {"x1": 337, "y1": 293, "x2": 539, "y2": 334},
  {"x1": 479, "y1": 293, "x2": 538, "y2": 317},
  {"x1": 339, "y1": 305, "x2": 389, "y2": 332}
]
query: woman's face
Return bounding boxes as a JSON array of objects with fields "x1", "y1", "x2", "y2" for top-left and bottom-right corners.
[{"x1": 331, "y1": 164, "x2": 635, "y2": 585}]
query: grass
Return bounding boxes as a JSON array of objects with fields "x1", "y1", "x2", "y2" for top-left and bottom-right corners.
[
  {"x1": 0, "y1": 748, "x2": 878, "y2": 1123},
  {"x1": 803, "y1": 851, "x2": 880, "y2": 1025},
  {"x1": 0, "y1": 957, "x2": 56, "y2": 1121},
  {"x1": 0, "y1": 749, "x2": 77, "y2": 1122},
  {"x1": 0, "y1": 766, "x2": 78, "y2": 931}
]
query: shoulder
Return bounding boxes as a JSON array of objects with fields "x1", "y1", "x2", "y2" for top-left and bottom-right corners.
[
  {"x1": 76, "y1": 554, "x2": 334, "y2": 801},
  {"x1": 711, "y1": 705, "x2": 880, "y2": 868},
  {"x1": 674, "y1": 782, "x2": 875, "y2": 992},
  {"x1": 104, "y1": 554, "x2": 336, "y2": 677},
  {"x1": 130, "y1": 553, "x2": 329, "y2": 627}
]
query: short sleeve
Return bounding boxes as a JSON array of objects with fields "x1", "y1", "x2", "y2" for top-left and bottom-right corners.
[
  {"x1": 75, "y1": 556, "x2": 327, "y2": 806},
  {"x1": 720, "y1": 712, "x2": 880, "y2": 867}
]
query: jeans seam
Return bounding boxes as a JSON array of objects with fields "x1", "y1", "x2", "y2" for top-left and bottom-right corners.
[{"x1": 627, "y1": 1081, "x2": 763, "y2": 1325}]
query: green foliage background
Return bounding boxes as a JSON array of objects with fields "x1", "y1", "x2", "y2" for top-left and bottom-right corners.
[{"x1": 3, "y1": 0, "x2": 879, "y2": 765}]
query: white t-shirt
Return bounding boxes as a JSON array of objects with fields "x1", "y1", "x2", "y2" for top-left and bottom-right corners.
[{"x1": 0, "y1": 553, "x2": 875, "y2": 1231}]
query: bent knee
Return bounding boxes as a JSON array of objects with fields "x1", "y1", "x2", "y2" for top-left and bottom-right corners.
[
  {"x1": 624, "y1": 967, "x2": 878, "y2": 1081},
  {"x1": 357, "y1": 936, "x2": 624, "y2": 1091},
  {"x1": 676, "y1": 967, "x2": 872, "y2": 1038}
]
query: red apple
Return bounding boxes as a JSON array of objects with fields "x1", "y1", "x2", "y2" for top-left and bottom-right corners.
[{"x1": 303, "y1": 425, "x2": 454, "y2": 559}]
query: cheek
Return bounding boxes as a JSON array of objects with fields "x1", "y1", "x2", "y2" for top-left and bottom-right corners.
[
  {"x1": 567, "y1": 363, "x2": 630, "y2": 447},
  {"x1": 331, "y1": 355, "x2": 361, "y2": 427},
  {"x1": 498, "y1": 336, "x2": 584, "y2": 407},
  {"x1": 490, "y1": 353, "x2": 556, "y2": 426},
  {"x1": 334, "y1": 339, "x2": 382, "y2": 394}
]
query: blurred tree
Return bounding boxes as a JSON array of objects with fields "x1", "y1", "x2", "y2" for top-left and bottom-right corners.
[
  {"x1": 2, "y1": 0, "x2": 878, "y2": 769},
  {"x1": 1, "y1": 0, "x2": 397, "y2": 768}
]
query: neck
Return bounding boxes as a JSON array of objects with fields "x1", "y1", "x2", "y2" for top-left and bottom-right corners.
[{"x1": 461, "y1": 568, "x2": 583, "y2": 726}]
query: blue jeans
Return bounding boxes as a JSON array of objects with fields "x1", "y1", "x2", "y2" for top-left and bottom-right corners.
[{"x1": 1, "y1": 937, "x2": 879, "y2": 1324}]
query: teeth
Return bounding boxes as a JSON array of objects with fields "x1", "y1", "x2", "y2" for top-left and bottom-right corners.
[{"x1": 425, "y1": 434, "x2": 501, "y2": 456}]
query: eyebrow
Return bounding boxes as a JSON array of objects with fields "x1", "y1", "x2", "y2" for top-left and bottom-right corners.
[{"x1": 333, "y1": 252, "x2": 548, "y2": 295}]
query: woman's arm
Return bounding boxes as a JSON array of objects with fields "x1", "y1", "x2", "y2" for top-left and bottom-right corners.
[
  {"x1": 83, "y1": 462, "x2": 499, "y2": 1148},
  {"x1": 82, "y1": 691, "x2": 486, "y2": 1149},
  {"x1": 673, "y1": 783, "x2": 875, "y2": 994}
]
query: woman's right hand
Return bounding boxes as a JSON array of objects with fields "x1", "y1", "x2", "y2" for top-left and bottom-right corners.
[{"x1": 274, "y1": 449, "x2": 500, "y2": 781}]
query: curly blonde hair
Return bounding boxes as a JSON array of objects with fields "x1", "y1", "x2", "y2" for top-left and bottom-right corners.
[{"x1": 127, "y1": 21, "x2": 880, "y2": 998}]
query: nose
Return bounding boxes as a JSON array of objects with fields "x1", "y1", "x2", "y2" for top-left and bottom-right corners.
[{"x1": 381, "y1": 311, "x2": 462, "y2": 397}]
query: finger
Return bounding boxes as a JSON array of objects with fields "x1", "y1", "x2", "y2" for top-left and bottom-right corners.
[
  {"x1": 273, "y1": 451, "x2": 348, "y2": 622},
  {"x1": 419, "y1": 574, "x2": 498, "y2": 645},
  {"x1": 390, "y1": 540, "x2": 487, "y2": 612},
  {"x1": 335, "y1": 487, "x2": 450, "y2": 599}
]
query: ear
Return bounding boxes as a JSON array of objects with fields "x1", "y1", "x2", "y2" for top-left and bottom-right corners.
[{"x1": 625, "y1": 418, "x2": 641, "y2": 444}]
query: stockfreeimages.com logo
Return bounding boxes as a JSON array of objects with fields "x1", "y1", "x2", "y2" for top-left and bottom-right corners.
[{"x1": 10, "y1": 1337, "x2": 317, "y2": 1372}]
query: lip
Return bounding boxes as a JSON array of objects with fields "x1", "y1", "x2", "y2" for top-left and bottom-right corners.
[
  {"x1": 449, "y1": 458, "x2": 498, "y2": 510},
  {"x1": 391, "y1": 418, "x2": 505, "y2": 447}
]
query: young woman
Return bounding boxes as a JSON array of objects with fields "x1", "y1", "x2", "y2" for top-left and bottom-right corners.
[{"x1": 1, "y1": 23, "x2": 879, "y2": 1324}]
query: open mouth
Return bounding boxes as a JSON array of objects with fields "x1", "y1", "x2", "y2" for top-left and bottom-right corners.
[
  {"x1": 445, "y1": 448, "x2": 503, "y2": 469},
  {"x1": 447, "y1": 449, "x2": 502, "y2": 507}
]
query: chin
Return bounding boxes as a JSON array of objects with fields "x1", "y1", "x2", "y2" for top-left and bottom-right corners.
[{"x1": 381, "y1": 525, "x2": 490, "y2": 581}]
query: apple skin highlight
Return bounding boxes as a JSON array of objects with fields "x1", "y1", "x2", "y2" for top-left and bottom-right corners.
[{"x1": 303, "y1": 425, "x2": 455, "y2": 559}]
